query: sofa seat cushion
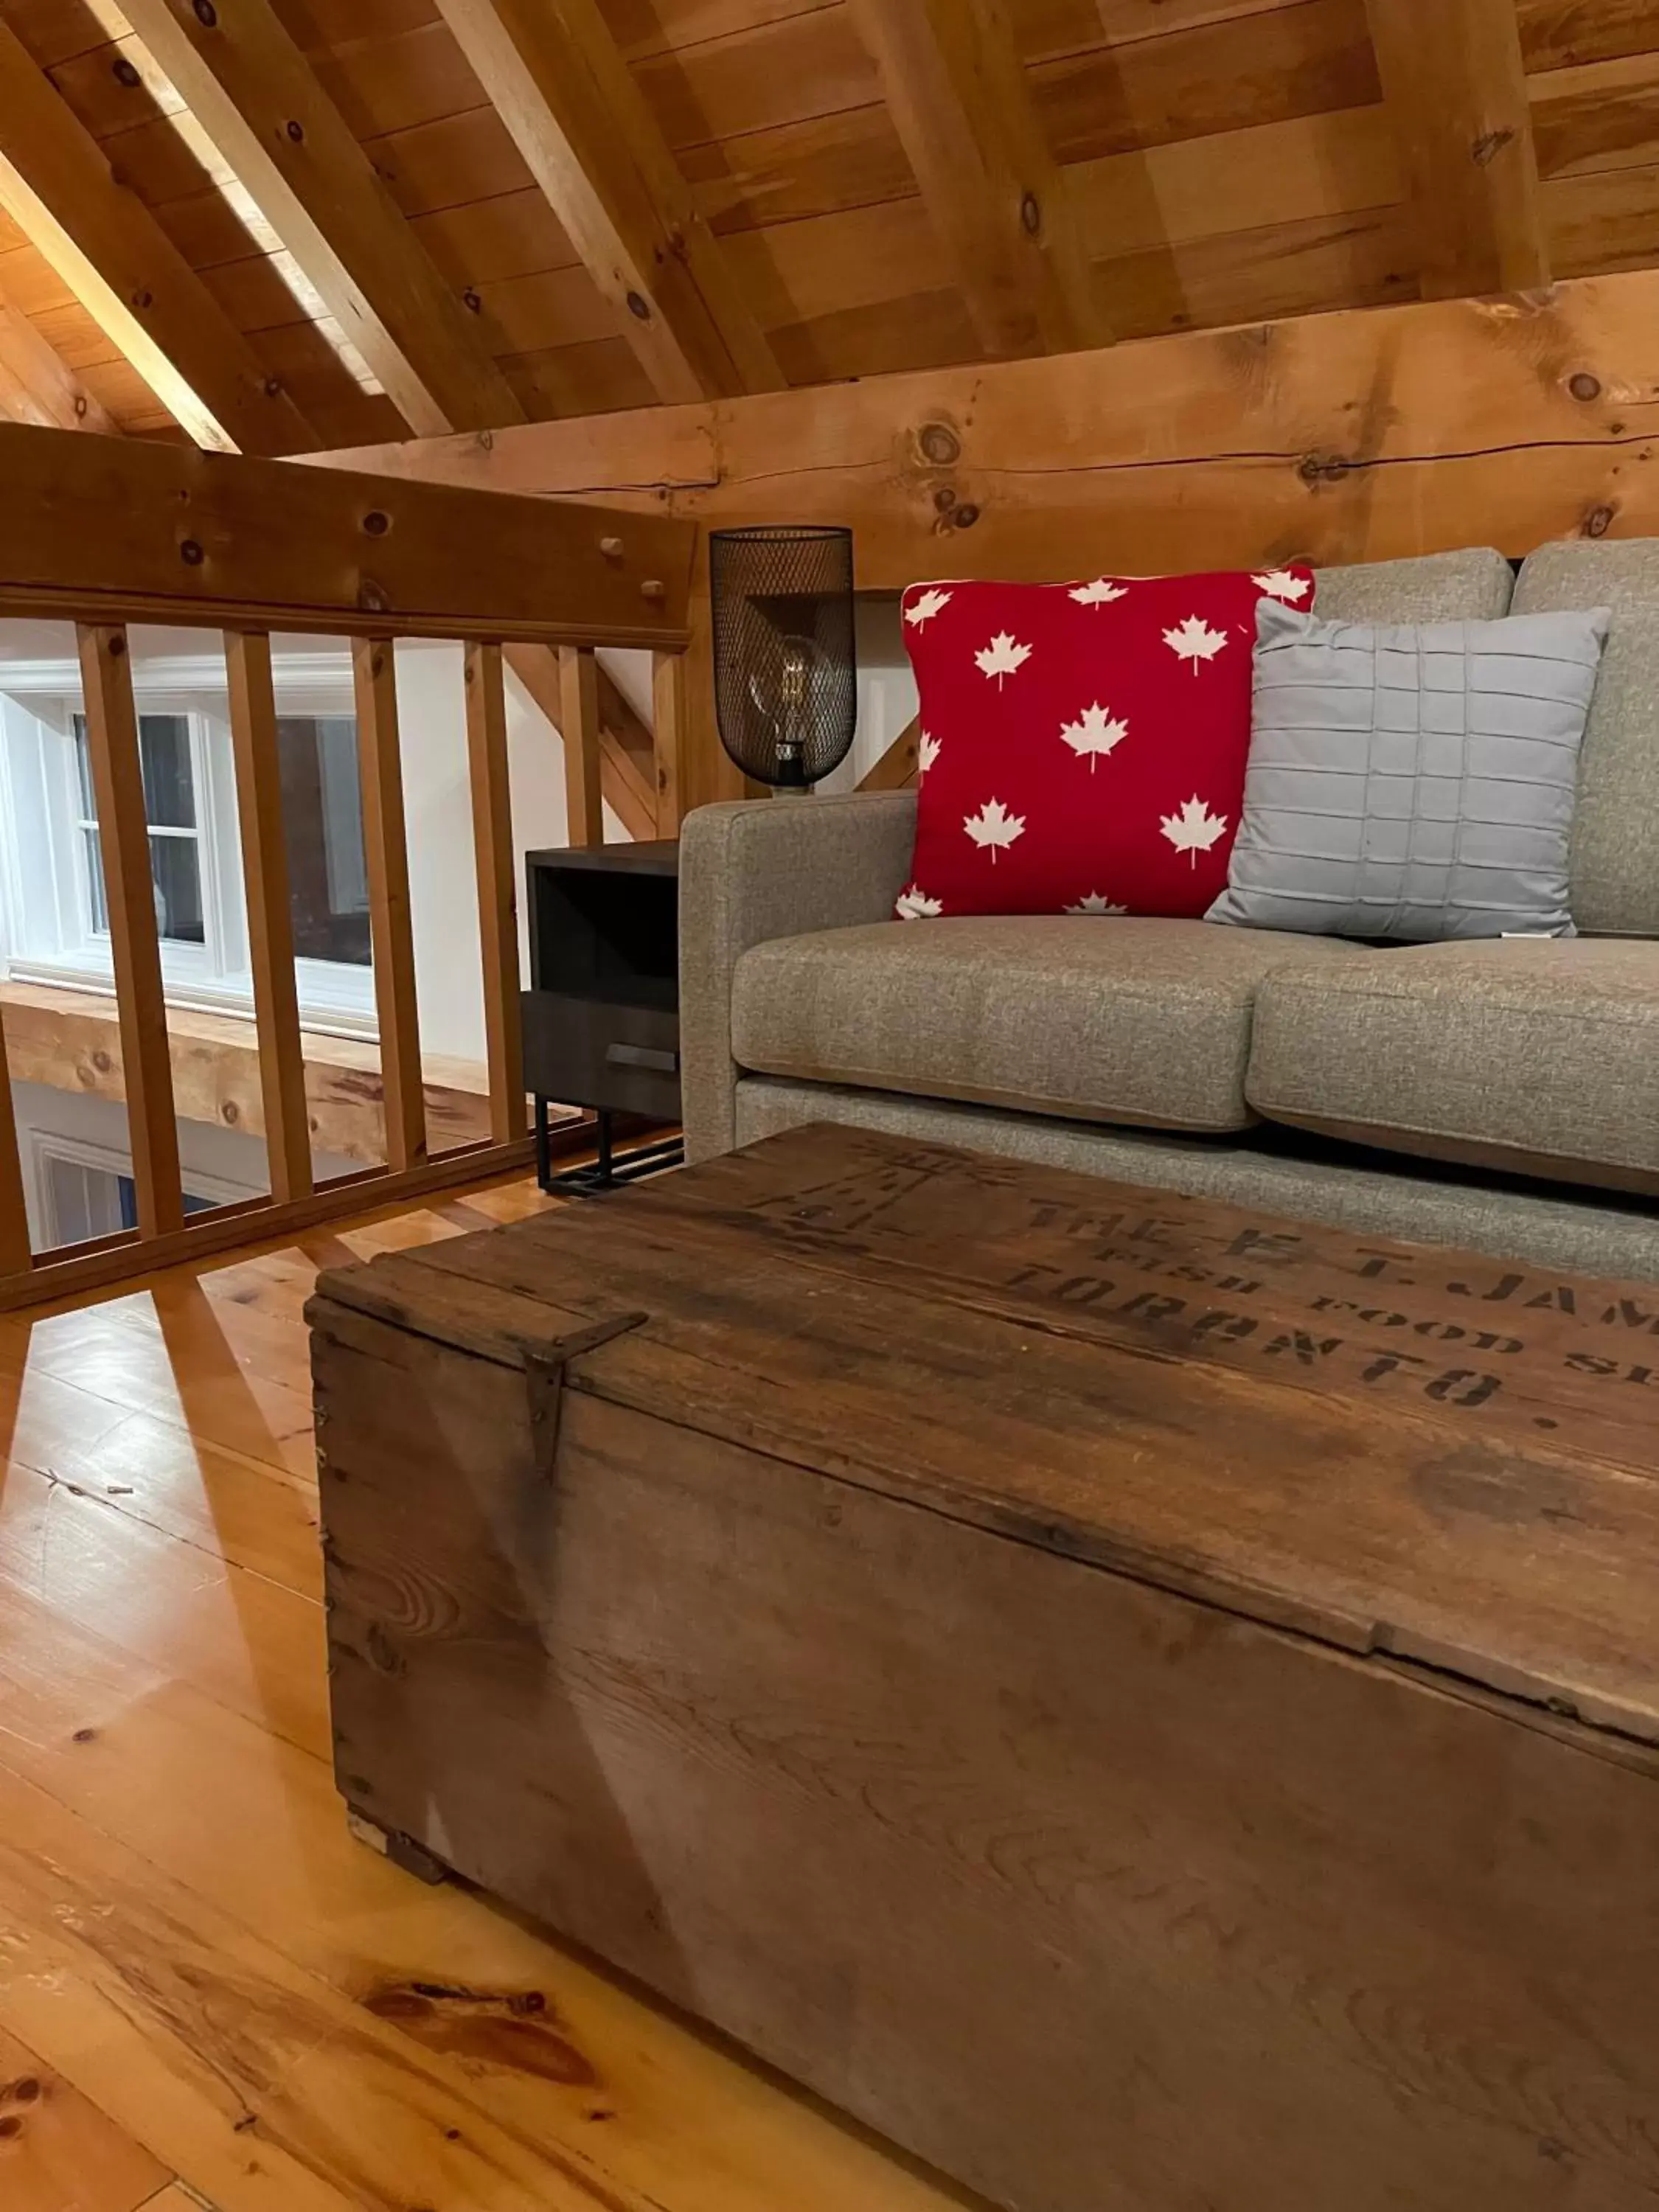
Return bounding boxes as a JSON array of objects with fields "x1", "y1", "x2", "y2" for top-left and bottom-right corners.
[
  {"x1": 731, "y1": 917, "x2": 1360, "y2": 1135},
  {"x1": 1249, "y1": 939, "x2": 1659, "y2": 1194}
]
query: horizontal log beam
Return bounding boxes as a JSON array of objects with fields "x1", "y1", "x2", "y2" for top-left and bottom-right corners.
[
  {"x1": 0, "y1": 422, "x2": 696, "y2": 644},
  {"x1": 307, "y1": 269, "x2": 1659, "y2": 585},
  {"x1": 0, "y1": 980, "x2": 498, "y2": 1165}
]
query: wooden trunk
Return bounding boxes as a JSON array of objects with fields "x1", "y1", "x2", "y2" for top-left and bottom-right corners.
[{"x1": 310, "y1": 1126, "x2": 1659, "y2": 2212}]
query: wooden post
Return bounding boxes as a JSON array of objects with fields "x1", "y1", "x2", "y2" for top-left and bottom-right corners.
[
  {"x1": 0, "y1": 1008, "x2": 29, "y2": 1276},
  {"x1": 76, "y1": 623, "x2": 185, "y2": 1239},
  {"x1": 351, "y1": 636, "x2": 426, "y2": 1174},
  {"x1": 464, "y1": 639, "x2": 525, "y2": 1147},
  {"x1": 558, "y1": 644, "x2": 605, "y2": 848},
  {"x1": 858, "y1": 716, "x2": 922, "y2": 792},
  {"x1": 652, "y1": 649, "x2": 686, "y2": 835},
  {"x1": 225, "y1": 631, "x2": 313, "y2": 1204}
]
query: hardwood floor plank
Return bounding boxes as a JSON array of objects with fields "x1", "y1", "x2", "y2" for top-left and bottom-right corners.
[
  {"x1": 0, "y1": 2022, "x2": 173, "y2": 2212},
  {"x1": 0, "y1": 1176, "x2": 957, "y2": 2212}
]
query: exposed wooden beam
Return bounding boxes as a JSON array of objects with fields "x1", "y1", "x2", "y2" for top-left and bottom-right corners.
[
  {"x1": 431, "y1": 0, "x2": 785, "y2": 403},
  {"x1": 0, "y1": 18, "x2": 315, "y2": 454},
  {"x1": 559, "y1": 644, "x2": 605, "y2": 849},
  {"x1": 119, "y1": 0, "x2": 526, "y2": 438},
  {"x1": 503, "y1": 643, "x2": 657, "y2": 840},
  {"x1": 1364, "y1": 0, "x2": 1548, "y2": 300},
  {"x1": 313, "y1": 268, "x2": 1659, "y2": 587},
  {"x1": 0, "y1": 422, "x2": 695, "y2": 646},
  {"x1": 0, "y1": 980, "x2": 503, "y2": 1166},
  {"x1": 0, "y1": 273, "x2": 117, "y2": 434},
  {"x1": 845, "y1": 0, "x2": 1108, "y2": 358}
]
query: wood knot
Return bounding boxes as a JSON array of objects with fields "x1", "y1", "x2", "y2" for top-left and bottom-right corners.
[
  {"x1": 625, "y1": 290, "x2": 652, "y2": 321},
  {"x1": 1471, "y1": 126, "x2": 1514, "y2": 167},
  {"x1": 194, "y1": 0, "x2": 218, "y2": 21},
  {"x1": 362, "y1": 509, "x2": 389, "y2": 536},
  {"x1": 1020, "y1": 191, "x2": 1042, "y2": 235},
  {"x1": 932, "y1": 485, "x2": 956, "y2": 513},
  {"x1": 285, "y1": 119, "x2": 305, "y2": 143},
  {"x1": 462, "y1": 288, "x2": 481, "y2": 313},
  {"x1": 72, "y1": 1728, "x2": 97, "y2": 1744},
  {"x1": 1298, "y1": 451, "x2": 1349, "y2": 485},
  {"x1": 1568, "y1": 371, "x2": 1602, "y2": 402},
  {"x1": 179, "y1": 538, "x2": 205, "y2": 566},
  {"x1": 1583, "y1": 504, "x2": 1615, "y2": 538},
  {"x1": 113, "y1": 55, "x2": 142, "y2": 86},
  {"x1": 917, "y1": 421, "x2": 961, "y2": 467},
  {"x1": 953, "y1": 502, "x2": 981, "y2": 528},
  {"x1": 358, "y1": 578, "x2": 391, "y2": 613}
]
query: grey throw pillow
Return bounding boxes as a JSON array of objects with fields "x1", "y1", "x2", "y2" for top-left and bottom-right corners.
[{"x1": 1208, "y1": 600, "x2": 1610, "y2": 941}]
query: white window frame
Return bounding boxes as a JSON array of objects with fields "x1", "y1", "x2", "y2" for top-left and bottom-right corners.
[
  {"x1": 0, "y1": 649, "x2": 376, "y2": 1033},
  {"x1": 29, "y1": 1126, "x2": 257, "y2": 1248}
]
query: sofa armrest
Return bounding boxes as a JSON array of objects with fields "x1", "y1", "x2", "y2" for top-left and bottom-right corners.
[{"x1": 680, "y1": 791, "x2": 917, "y2": 1159}]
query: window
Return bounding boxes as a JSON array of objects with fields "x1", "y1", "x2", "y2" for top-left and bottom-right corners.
[
  {"x1": 41, "y1": 1152, "x2": 217, "y2": 1246},
  {"x1": 74, "y1": 712, "x2": 206, "y2": 946},
  {"x1": 0, "y1": 647, "x2": 377, "y2": 1026},
  {"x1": 277, "y1": 715, "x2": 371, "y2": 966}
]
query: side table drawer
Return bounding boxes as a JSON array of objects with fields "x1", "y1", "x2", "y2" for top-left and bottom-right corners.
[{"x1": 521, "y1": 992, "x2": 681, "y2": 1119}]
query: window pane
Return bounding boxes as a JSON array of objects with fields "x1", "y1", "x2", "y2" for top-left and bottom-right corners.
[
  {"x1": 73, "y1": 714, "x2": 96, "y2": 819},
  {"x1": 150, "y1": 832, "x2": 205, "y2": 944},
  {"x1": 276, "y1": 714, "x2": 372, "y2": 965},
  {"x1": 138, "y1": 714, "x2": 195, "y2": 827},
  {"x1": 82, "y1": 827, "x2": 109, "y2": 933}
]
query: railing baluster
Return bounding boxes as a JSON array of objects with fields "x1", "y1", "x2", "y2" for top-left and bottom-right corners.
[
  {"x1": 464, "y1": 640, "x2": 525, "y2": 1147},
  {"x1": 226, "y1": 630, "x2": 313, "y2": 1204},
  {"x1": 0, "y1": 1008, "x2": 30, "y2": 1275},
  {"x1": 652, "y1": 649, "x2": 686, "y2": 835},
  {"x1": 351, "y1": 636, "x2": 426, "y2": 1175},
  {"x1": 77, "y1": 622, "x2": 185, "y2": 1238},
  {"x1": 559, "y1": 644, "x2": 604, "y2": 849}
]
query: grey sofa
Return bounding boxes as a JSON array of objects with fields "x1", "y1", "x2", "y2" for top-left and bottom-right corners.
[{"x1": 681, "y1": 543, "x2": 1659, "y2": 1283}]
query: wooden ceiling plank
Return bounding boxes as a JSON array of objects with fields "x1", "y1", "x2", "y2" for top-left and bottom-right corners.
[
  {"x1": 845, "y1": 0, "x2": 1110, "y2": 357},
  {"x1": 0, "y1": 267, "x2": 117, "y2": 431},
  {"x1": 431, "y1": 0, "x2": 785, "y2": 401},
  {"x1": 116, "y1": 0, "x2": 526, "y2": 437},
  {"x1": 1364, "y1": 0, "x2": 1548, "y2": 299},
  {"x1": 0, "y1": 18, "x2": 316, "y2": 454}
]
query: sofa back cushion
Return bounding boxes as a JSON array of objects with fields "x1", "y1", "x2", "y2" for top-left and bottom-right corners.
[
  {"x1": 1513, "y1": 538, "x2": 1659, "y2": 936},
  {"x1": 1312, "y1": 547, "x2": 1515, "y2": 625}
]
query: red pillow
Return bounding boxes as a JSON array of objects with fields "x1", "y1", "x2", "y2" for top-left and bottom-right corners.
[{"x1": 894, "y1": 566, "x2": 1315, "y2": 920}]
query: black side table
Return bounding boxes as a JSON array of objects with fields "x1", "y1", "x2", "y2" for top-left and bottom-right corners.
[{"x1": 521, "y1": 841, "x2": 683, "y2": 1194}]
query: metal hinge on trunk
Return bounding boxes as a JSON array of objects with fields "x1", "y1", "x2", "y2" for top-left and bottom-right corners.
[{"x1": 525, "y1": 1308, "x2": 650, "y2": 1480}]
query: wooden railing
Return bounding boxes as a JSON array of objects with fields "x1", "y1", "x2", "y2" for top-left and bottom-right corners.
[{"x1": 0, "y1": 422, "x2": 697, "y2": 1312}]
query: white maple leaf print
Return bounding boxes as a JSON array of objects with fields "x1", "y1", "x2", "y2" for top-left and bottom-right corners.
[
  {"x1": 905, "y1": 587, "x2": 953, "y2": 629},
  {"x1": 1252, "y1": 569, "x2": 1310, "y2": 603},
  {"x1": 1059, "y1": 701, "x2": 1128, "y2": 772},
  {"x1": 964, "y1": 798, "x2": 1025, "y2": 861},
  {"x1": 917, "y1": 729, "x2": 940, "y2": 776},
  {"x1": 1163, "y1": 615, "x2": 1230, "y2": 672},
  {"x1": 1161, "y1": 795, "x2": 1230, "y2": 865},
  {"x1": 1065, "y1": 891, "x2": 1128, "y2": 914},
  {"x1": 1069, "y1": 578, "x2": 1128, "y2": 608},
  {"x1": 897, "y1": 883, "x2": 944, "y2": 920},
  {"x1": 975, "y1": 632, "x2": 1033, "y2": 687}
]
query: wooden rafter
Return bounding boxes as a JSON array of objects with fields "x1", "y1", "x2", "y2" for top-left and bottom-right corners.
[
  {"x1": 1364, "y1": 0, "x2": 1548, "y2": 301},
  {"x1": 432, "y1": 0, "x2": 785, "y2": 403},
  {"x1": 0, "y1": 271, "x2": 116, "y2": 433},
  {"x1": 0, "y1": 18, "x2": 315, "y2": 455},
  {"x1": 845, "y1": 0, "x2": 1108, "y2": 359},
  {"x1": 119, "y1": 0, "x2": 527, "y2": 438}
]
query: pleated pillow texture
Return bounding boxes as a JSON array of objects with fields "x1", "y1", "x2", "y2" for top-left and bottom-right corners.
[{"x1": 1208, "y1": 601, "x2": 1611, "y2": 941}]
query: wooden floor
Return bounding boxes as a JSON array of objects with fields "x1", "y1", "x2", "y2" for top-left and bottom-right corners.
[{"x1": 0, "y1": 1172, "x2": 964, "y2": 2212}]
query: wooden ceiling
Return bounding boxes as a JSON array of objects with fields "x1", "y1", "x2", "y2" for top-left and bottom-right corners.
[{"x1": 0, "y1": 0, "x2": 1654, "y2": 456}]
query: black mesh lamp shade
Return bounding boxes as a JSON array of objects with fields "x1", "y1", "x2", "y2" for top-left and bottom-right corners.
[{"x1": 709, "y1": 526, "x2": 857, "y2": 789}]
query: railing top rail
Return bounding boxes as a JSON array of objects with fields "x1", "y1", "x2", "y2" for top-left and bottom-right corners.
[{"x1": 0, "y1": 422, "x2": 698, "y2": 646}]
